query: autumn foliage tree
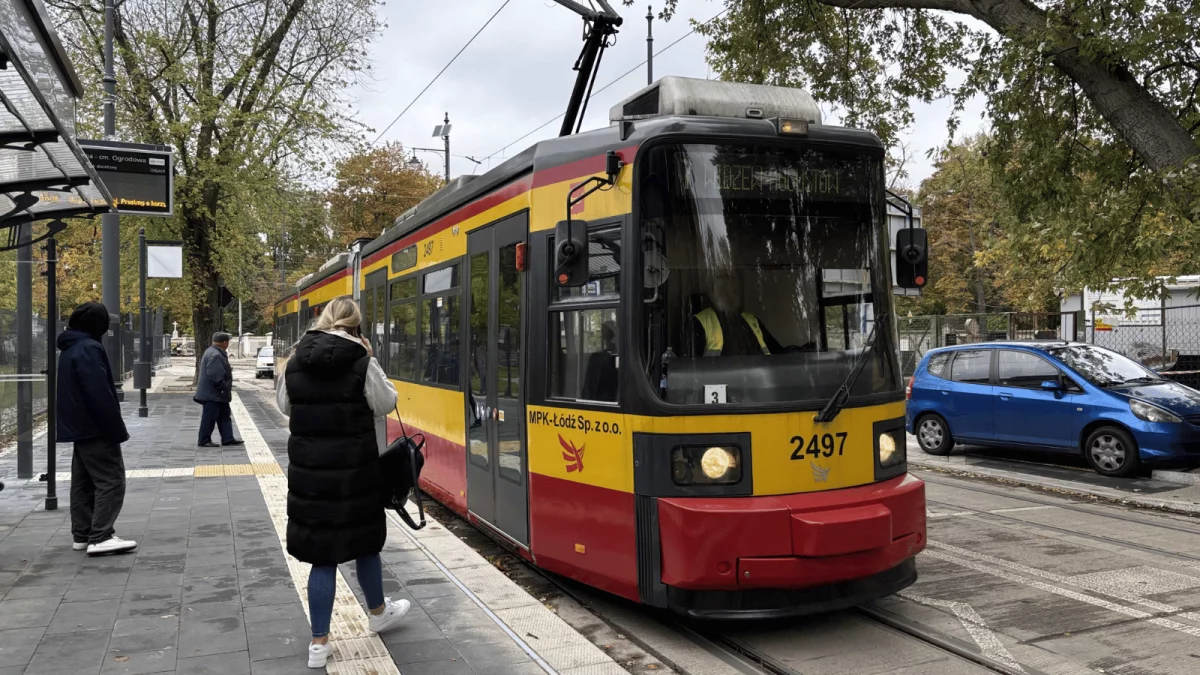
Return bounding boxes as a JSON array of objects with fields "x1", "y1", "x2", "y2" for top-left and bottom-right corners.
[
  {"x1": 643, "y1": 0, "x2": 1200, "y2": 298},
  {"x1": 905, "y1": 136, "x2": 1061, "y2": 317},
  {"x1": 49, "y1": 0, "x2": 382, "y2": 365},
  {"x1": 326, "y1": 143, "x2": 443, "y2": 245}
]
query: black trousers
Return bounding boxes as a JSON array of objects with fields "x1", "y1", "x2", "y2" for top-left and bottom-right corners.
[
  {"x1": 198, "y1": 401, "x2": 234, "y2": 445},
  {"x1": 70, "y1": 438, "x2": 126, "y2": 545}
]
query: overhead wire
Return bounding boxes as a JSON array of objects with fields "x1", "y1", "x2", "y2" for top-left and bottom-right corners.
[
  {"x1": 371, "y1": 0, "x2": 512, "y2": 146},
  {"x1": 481, "y1": 6, "x2": 731, "y2": 165}
]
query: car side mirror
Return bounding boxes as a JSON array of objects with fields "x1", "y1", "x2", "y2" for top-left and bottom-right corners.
[
  {"x1": 1040, "y1": 380, "x2": 1061, "y2": 391},
  {"x1": 554, "y1": 219, "x2": 589, "y2": 287}
]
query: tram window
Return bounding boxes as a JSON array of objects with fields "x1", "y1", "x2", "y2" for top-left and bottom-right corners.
[
  {"x1": 420, "y1": 295, "x2": 461, "y2": 387},
  {"x1": 555, "y1": 228, "x2": 621, "y2": 301},
  {"x1": 637, "y1": 142, "x2": 902, "y2": 405},
  {"x1": 387, "y1": 300, "x2": 418, "y2": 380},
  {"x1": 424, "y1": 264, "x2": 460, "y2": 294},
  {"x1": 391, "y1": 278, "x2": 417, "y2": 302},
  {"x1": 391, "y1": 245, "x2": 417, "y2": 274},
  {"x1": 549, "y1": 308, "x2": 619, "y2": 402}
]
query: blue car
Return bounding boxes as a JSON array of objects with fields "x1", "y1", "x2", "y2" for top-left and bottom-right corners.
[{"x1": 905, "y1": 341, "x2": 1200, "y2": 477}]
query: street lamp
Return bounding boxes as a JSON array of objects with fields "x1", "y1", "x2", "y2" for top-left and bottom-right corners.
[{"x1": 408, "y1": 147, "x2": 446, "y2": 179}]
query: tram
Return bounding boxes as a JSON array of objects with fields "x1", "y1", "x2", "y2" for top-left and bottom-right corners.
[
  {"x1": 272, "y1": 252, "x2": 354, "y2": 375},
  {"x1": 274, "y1": 77, "x2": 928, "y2": 618}
]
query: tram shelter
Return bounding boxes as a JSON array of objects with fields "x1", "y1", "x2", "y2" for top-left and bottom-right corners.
[{"x1": 1, "y1": 0, "x2": 112, "y2": 494}]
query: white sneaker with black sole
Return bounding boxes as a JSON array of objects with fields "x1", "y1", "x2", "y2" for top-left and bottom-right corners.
[
  {"x1": 367, "y1": 598, "x2": 411, "y2": 634},
  {"x1": 86, "y1": 536, "x2": 138, "y2": 556},
  {"x1": 308, "y1": 642, "x2": 331, "y2": 669}
]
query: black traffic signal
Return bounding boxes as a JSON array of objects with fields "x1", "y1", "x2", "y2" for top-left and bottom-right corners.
[{"x1": 896, "y1": 228, "x2": 928, "y2": 289}]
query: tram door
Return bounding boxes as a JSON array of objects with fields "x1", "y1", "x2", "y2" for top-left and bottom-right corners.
[
  {"x1": 363, "y1": 269, "x2": 388, "y2": 361},
  {"x1": 465, "y1": 214, "x2": 528, "y2": 545}
]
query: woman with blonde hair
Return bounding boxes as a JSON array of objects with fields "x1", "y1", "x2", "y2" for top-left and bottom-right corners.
[{"x1": 276, "y1": 296, "x2": 409, "y2": 668}]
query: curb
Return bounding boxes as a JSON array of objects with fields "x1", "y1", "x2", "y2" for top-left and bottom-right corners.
[
  {"x1": 909, "y1": 457, "x2": 1200, "y2": 516},
  {"x1": 1152, "y1": 469, "x2": 1200, "y2": 487}
]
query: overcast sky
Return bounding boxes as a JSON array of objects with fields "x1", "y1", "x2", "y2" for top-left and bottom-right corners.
[{"x1": 351, "y1": 1, "x2": 989, "y2": 189}]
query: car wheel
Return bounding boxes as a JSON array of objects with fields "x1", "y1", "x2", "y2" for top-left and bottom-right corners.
[
  {"x1": 916, "y1": 414, "x2": 954, "y2": 455},
  {"x1": 1084, "y1": 426, "x2": 1140, "y2": 478}
]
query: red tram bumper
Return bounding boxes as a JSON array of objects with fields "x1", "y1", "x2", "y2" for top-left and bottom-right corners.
[{"x1": 654, "y1": 474, "x2": 925, "y2": 619}]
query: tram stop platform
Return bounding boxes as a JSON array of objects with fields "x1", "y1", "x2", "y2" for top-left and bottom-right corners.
[{"x1": 0, "y1": 387, "x2": 626, "y2": 675}]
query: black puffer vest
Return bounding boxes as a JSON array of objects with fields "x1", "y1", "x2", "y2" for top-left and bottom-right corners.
[{"x1": 285, "y1": 331, "x2": 385, "y2": 565}]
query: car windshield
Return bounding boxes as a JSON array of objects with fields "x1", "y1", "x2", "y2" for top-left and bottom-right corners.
[
  {"x1": 260, "y1": 348, "x2": 273, "y2": 358},
  {"x1": 1047, "y1": 345, "x2": 1159, "y2": 386},
  {"x1": 638, "y1": 142, "x2": 900, "y2": 406}
]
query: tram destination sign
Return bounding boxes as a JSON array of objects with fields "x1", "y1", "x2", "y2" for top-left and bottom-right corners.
[
  {"x1": 78, "y1": 140, "x2": 174, "y2": 217},
  {"x1": 673, "y1": 154, "x2": 872, "y2": 202}
]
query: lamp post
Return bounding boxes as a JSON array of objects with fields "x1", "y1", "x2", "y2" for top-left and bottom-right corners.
[{"x1": 407, "y1": 144, "x2": 481, "y2": 182}]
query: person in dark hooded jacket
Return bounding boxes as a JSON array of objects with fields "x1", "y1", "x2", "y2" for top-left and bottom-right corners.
[{"x1": 57, "y1": 302, "x2": 138, "y2": 556}]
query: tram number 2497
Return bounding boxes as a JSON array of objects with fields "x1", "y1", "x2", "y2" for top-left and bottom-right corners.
[{"x1": 790, "y1": 432, "x2": 849, "y2": 459}]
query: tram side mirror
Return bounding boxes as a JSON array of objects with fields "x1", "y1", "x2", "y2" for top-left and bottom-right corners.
[
  {"x1": 554, "y1": 219, "x2": 589, "y2": 287},
  {"x1": 895, "y1": 228, "x2": 928, "y2": 289}
]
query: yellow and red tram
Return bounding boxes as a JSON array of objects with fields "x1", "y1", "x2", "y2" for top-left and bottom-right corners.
[{"x1": 274, "y1": 77, "x2": 927, "y2": 618}]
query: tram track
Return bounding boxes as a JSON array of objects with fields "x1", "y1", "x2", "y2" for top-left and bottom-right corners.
[
  {"x1": 412, "y1": 477, "x2": 1069, "y2": 675},
  {"x1": 920, "y1": 471, "x2": 1200, "y2": 536},
  {"x1": 925, "y1": 495, "x2": 1200, "y2": 566},
  {"x1": 519, "y1": 546, "x2": 1037, "y2": 675}
]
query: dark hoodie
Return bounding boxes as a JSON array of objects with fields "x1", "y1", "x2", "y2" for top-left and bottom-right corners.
[
  {"x1": 284, "y1": 330, "x2": 383, "y2": 565},
  {"x1": 56, "y1": 302, "x2": 129, "y2": 444}
]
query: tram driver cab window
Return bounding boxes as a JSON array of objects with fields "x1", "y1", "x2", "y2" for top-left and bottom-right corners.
[
  {"x1": 549, "y1": 227, "x2": 621, "y2": 403},
  {"x1": 638, "y1": 142, "x2": 902, "y2": 406}
]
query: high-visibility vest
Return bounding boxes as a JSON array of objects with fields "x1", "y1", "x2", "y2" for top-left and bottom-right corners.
[{"x1": 695, "y1": 307, "x2": 769, "y2": 356}]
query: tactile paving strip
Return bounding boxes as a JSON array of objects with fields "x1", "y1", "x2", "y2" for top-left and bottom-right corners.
[
  {"x1": 230, "y1": 394, "x2": 400, "y2": 675},
  {"x1": 48, "y1": 464, "x2": 283, "y2": 483}
]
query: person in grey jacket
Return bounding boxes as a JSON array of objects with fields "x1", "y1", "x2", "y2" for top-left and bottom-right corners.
[{"x1": 195, "y1": 332, "x2": 242, "y2": 447}]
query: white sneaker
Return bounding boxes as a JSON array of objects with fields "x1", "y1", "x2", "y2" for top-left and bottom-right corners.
[
  {"x1": 72, "y1": 542, "x2": 88, "y2": 551},
  {"x1": 367, "y1": 598, "x2": 411, "y2": 634},
  {"x1": 308, "y1": 642, "x2": 331, "y2": 669},
  {"x1": 86, "y1": 536, "x2": 138, "y2": 556}
]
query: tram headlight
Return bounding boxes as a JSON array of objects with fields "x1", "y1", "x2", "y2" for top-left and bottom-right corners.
[
  {"x1": 877, "y1": 432, "x2": 905, "y2": 468},
  {"x1": 671, "y1": 445, "x2": 742, "y2": 485}
]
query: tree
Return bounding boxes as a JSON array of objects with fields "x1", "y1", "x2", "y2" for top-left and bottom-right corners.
[
  {"x1": 907, "y1": 135, "x2": 1060, "y2": 316},
  {"x1": 327, "y1": 142, "x2": 443, "y2": 245},
  {"x1": 639, "y1": 1, "x2": 1200, "y2": 296},
  {"x1": 49, "y1": 0, "x2": 382, "y2": 367}
]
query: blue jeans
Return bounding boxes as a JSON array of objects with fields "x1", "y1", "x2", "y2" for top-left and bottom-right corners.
[
  {"x1": 198, "y1": 401, "x2": 234, "y2": 445},
  {"x1": 308, "y1": 554, "x2": 385, "y2": 639}
]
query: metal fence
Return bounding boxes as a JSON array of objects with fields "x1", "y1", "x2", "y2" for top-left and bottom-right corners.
[
  {"x1": 119, "y1": 309, "x2": 171, "y2": 378},
  {"x1": 0, "y1": 310, "x2": 64, "y2": 438},
  {"x1": 1085, "y1": 303, "x2": 1200, "y2": 389},
  {"x1": 898, "y1": 312, "x2": 1081, "y2": 376},
  {"x1": 0, "y1": 307, "x2": 170, "y2": 438}
]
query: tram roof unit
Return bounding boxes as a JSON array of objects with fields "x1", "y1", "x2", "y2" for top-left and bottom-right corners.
[
  {"x1": 275, "y1": 251, "x2": 351, "y2": 305},
  {"x1": 360, "y1": 77, "x2": 883, "y2": 264}
]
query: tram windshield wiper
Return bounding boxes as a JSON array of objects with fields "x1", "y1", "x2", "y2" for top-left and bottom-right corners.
[{"x1": 814, "y1": 317, "x2": 882, "y2": 424}]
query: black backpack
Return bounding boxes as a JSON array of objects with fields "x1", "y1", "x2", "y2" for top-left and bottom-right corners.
[{"x1": 380, "y1": 413, "x2": 427, "y2": 530}]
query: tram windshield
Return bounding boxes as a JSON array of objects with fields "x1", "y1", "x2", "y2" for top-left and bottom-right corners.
[{"x1": 639, "y1": 142, "x2": 901, "y2": 406}]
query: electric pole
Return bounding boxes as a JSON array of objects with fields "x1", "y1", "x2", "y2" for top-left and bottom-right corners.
[
  {"x1": 101, "y1": 0, "x2": 123, "y2": 400},
  {"x1": 647, "y1": 5, "x2": 654, "y2": 85},
  {"x1": 442, "y1": 112, "x2": 451, "y2": 182}
]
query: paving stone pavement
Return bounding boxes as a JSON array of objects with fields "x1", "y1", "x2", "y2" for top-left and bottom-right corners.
[{"x1": 0, "y1": 390, "x2": 561, "y2": 674}]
